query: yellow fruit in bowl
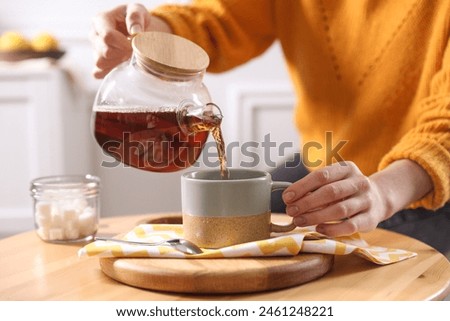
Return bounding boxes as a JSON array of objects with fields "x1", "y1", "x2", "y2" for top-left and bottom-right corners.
[
  {"x1": 31, "y1": 32, "x2": 59, "y2": 52},
  {"x1": 0, "y1": 31, "x2": 32, "y2": 52}
]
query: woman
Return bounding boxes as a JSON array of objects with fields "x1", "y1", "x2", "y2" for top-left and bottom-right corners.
[{"x1": 90, "y1": 1, "x2": 450, "y2": 253}]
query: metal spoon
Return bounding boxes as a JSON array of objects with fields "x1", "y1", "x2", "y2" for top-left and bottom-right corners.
[{"x1": 94, "y1": 237, "x2": 203, "y2": 255}]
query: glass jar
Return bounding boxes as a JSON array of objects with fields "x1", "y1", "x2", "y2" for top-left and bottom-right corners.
[
  {"x1": 30, "y1": 175, "x2": 100, "y2": 243},
  {"x1": 92, "y1": 31, "x2": 222, "y2": 172}
]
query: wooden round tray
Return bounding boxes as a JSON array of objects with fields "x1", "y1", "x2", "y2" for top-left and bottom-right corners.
[{"x1": 99, "y1": 214, "x2": 334, "y2": 294}]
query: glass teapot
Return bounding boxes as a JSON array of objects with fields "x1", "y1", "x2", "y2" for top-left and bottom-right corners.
[{"x1": 91, "y1": 31, "x2": 223, "y2": 172}]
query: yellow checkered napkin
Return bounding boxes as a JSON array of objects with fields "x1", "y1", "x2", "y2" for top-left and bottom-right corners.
[{"x1": 78, "y1": 224, "x2": 417, "y2": 265}]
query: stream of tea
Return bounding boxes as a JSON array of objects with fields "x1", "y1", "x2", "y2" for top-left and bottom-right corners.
[
  {"x1": 178, "y1": 105, "x2": 229, "y2": 179},
  {"x1": 212, "y1": 126, "x2": 229, "y2": 179}
]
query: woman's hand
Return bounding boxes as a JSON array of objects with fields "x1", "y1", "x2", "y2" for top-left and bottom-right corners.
[
  {"x1": 90, "y1": 3, "x2": 171, "y2": 79},
  {"x1": 282, "y1": 160, "x2": 433, "y2": 237}
]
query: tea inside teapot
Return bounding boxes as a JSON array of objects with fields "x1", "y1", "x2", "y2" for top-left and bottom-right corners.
[{"x1": 93, "y1": 102, "x2": 224, "y2": 173}]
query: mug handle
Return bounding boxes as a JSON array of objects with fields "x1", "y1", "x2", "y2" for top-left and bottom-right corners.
[{"x1": 270, "y1": 181, "x2": 297, "y2": 233}]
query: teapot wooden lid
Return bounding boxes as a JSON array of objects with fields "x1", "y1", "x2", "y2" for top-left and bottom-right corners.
[{"x1": 132, "y1": 31, "x2": 209, "y2": 75}]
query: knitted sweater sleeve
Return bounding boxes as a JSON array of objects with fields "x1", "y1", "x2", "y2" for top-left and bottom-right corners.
[
  {"x1": 151, "y1": 0, "x2": 276, "y2": 73},
  {"x1": 378, "y1": 41, "x2": 450, "y2": 210}
]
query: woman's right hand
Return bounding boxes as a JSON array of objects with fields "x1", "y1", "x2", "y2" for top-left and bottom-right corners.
[{"x1": 90, "y1": 3, "x2": 171, "y2": 79}]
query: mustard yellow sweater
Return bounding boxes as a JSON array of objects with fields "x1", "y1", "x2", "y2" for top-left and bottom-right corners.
[{"x1": 152, "y1": 0, "x2": 450, "y2": 210}]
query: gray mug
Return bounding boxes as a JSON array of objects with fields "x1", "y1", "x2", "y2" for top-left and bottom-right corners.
[{"x1": 181, "y1": 169, "x2": 296, "y2": 248}]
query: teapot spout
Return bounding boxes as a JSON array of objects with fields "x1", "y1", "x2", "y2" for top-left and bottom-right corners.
[{"x1": 177, "y1": 99, "x2": 223, "y2": 134}]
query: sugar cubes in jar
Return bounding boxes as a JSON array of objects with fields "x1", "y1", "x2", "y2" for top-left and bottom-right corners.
[{"x1": 30, "y1": 175, "x2": 100, "y2": 243}]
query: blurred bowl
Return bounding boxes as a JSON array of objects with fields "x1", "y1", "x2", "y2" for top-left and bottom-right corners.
[{"x1": 0, "y1": 49, "x2": 65, "y2": 62}]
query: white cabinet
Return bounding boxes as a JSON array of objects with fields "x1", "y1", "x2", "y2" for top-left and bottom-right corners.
[
  {"x1": 0, "y1": 64, "x2": 93, "y2": 237},
  {"x1": 224, "y1": 82, "x2": 299, "y2": 172}
]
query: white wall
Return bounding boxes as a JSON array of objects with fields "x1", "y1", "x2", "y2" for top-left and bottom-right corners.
[{"x1": 0, "y1": 1, "x2": 294, "y2": 221}]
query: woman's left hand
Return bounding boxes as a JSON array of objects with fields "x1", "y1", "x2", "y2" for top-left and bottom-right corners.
[{"x1": 282, "y1": 161, "x2": 390, "y2": 237}]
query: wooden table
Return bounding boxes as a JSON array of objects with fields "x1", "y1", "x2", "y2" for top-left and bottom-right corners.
[{"x1": 0, "y1": 213, "x2": 449, "y2": 300}]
